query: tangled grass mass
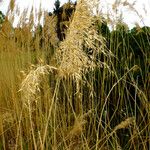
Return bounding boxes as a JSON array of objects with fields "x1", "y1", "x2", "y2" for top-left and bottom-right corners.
[{"x1": 0, "y1": 0, "x2": 149, "y2": 149}]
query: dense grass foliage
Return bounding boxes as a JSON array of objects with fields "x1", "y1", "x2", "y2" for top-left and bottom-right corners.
[{"x1": 0, "y1": 0, "x2": 149, "y2": 149}]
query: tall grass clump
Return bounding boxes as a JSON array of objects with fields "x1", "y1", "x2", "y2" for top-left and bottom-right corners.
[
  {"x1": 56, "y1": 0, "x2": 108, "y2": 76},
  {"x1": 0, "y1": 0, "x2": 149, "y2": 149}
]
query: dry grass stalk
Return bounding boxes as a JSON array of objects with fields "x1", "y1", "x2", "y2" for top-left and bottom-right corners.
[
  {"x1": 68, "y1": 116, "x2": 86, "y2": 138},
  {"x1": 56, "y1": 0, "x2": 107, "y2": 77},
  {"x1": 68, "y1": 110, "x2": 92, "y2": 136},
  {"x1": 63, "y1": 111, "x2": 93, "y2": 149},
  {"x1": 95, "y1": 117, "x2": 136, "y2": 149},
  {"x1": 43, "y1": 13, "x2": 59, "y2": 47},
  {"x1": 114, "y1": 117, "x2": 135, "y2": 131},
  {"x1": 20, "y1": 65, "x2": 57, "y2": 107},
  {"x1": 53, "y1": 110, "x2": 93, "y2": 149},
  {"x1": 19, "y1": 0, "x2": 108, "y2": 108}
]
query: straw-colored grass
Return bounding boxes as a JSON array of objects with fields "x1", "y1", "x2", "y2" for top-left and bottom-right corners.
[{"x1": 0, "y1": 0, "x2": 149, "y2": 149}]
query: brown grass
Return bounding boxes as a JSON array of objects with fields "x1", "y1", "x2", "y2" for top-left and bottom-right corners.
[{"x1": 0, "y1": 0, "x2": 149, "y2": 149}]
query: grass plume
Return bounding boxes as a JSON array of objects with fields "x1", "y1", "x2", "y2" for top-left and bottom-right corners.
[{"x1": 0, "y1": 0, "x2": 149, "y2": 149}]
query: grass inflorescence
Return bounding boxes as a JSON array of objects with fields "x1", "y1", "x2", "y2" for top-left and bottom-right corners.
[{"x1": 0, "y1": 0, "x2": 149, "y2": 149}]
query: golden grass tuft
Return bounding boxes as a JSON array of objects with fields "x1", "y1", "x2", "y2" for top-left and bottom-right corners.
[
  {"x1": 114, "y1": 117, "x2": 135, "y2": 131},
  {"x1": 20, "y1": 65, "x2": 57, "y2": 107},
  {"x1": 19, "y1": 0, "x2": 109, "y2": 109},
  {"x1": 56, "y1": 0, "x2": 107, "y2": 77},
  {"x1": 0, "y1": 0, "x2": 149, "y2": 149}
]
